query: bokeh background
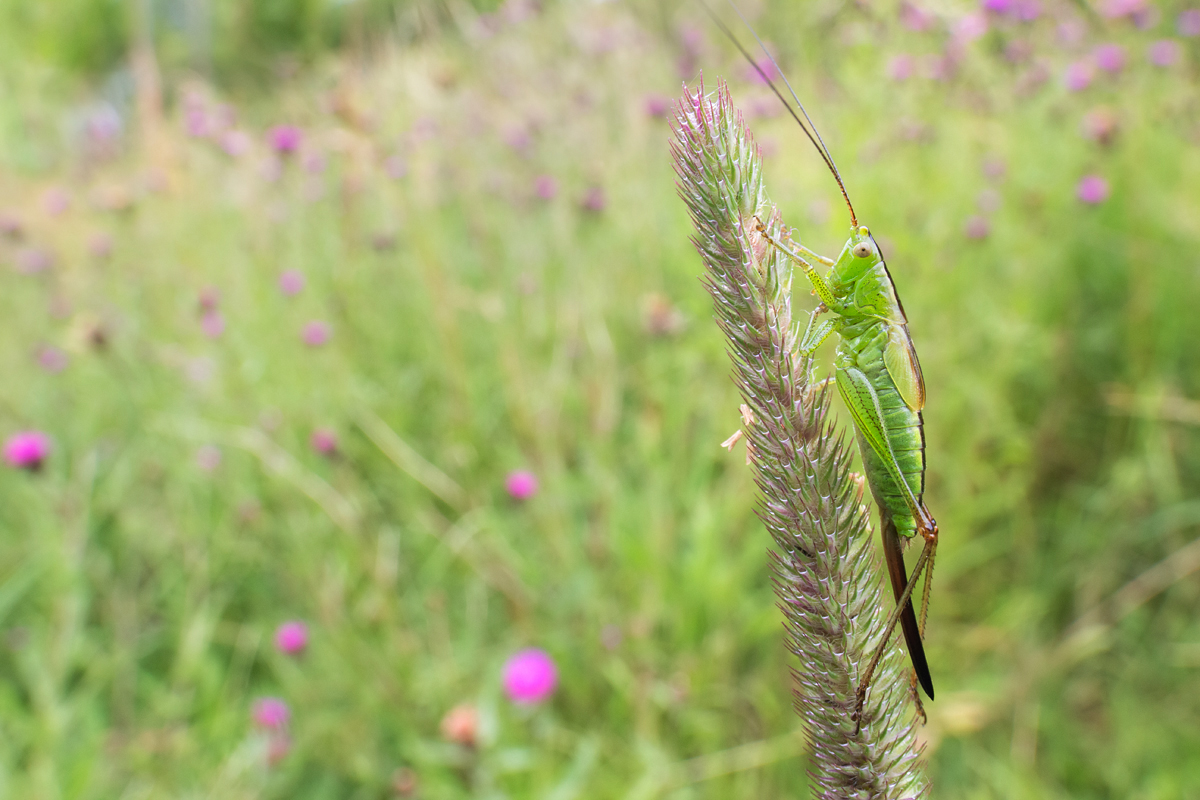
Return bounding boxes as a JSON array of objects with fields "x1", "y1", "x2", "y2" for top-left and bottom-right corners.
[{"x1": 1, "y1": 0, "x2": 1199, "y2": 797}]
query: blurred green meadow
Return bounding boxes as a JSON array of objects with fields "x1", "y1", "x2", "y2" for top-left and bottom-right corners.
[{"x1": 2, "y1": 0, "x2": 1200, "y2": 797}]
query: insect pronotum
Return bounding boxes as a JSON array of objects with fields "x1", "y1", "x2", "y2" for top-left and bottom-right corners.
[{"x1": 704, "y1": 2, "x2": 940, "y2": 728}]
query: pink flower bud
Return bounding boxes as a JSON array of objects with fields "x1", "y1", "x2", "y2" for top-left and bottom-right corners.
[
  {"x1": 274, "y1": 621, "x2": 308, "y2": 655},
  {"x1": 252, "y1": 697, "x2": 290, "y2": 729},
  {"x1": 502, "y1": 649, "x2": 558, "y2": 704},
  {"x1": 4, "y1": 431, "x2": 50, "y2": 470},
  {"x1": 505, "y1": 470, "x2": 538, "y2": 500}
]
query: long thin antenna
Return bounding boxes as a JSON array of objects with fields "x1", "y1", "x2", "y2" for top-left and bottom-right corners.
[{"x1": 699, "y1": 1, "x2": 858, "y2": 228}]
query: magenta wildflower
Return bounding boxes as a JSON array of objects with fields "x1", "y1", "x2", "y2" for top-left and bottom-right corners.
[
  {"x1": 302, "y1": 321, "x2": 331, "y2": 347},
  {"x1": 384, "y1": 155, "x2": 408, "y2": 179},
  {"x1": 310, "y1": 428, "x2": 338, "y2": 455},
  {"x1": 196, "y1": 445, "x2": 222, "y2": 472},
  {"x1": 1093, "y1": 43, "x2": 1126, "y2": 74},
  {"x1": 14, "y1": 247, "x2": 52, "y2": 275},
  {"x1": 198, "y1": 286, "x2": 220, "y2": 312},
  {"x1": 1076, "y1": 175, "x2": 1110, "y2": 204},
  {"x1": 274, "y1": 621, "x2": 308, "y2": 655},
  {"x1": 0, "y1": 211, "x2": 22, "y2": 237},
  {"x1": 37, "y1": 346, "x2": 68, "y2": 373},
  {"x1": 221, "y1": 130, "x2": 251, "y2": 157},
  {"x1": 42, "y1": 187, "x2": 70, "y2": 216},
  {"x1": 505, "y1": 470, "x2": 538, "y2": 500},
  {"x1": 278, "y1": 270, "x2": 305, "y2": 296},
  {"x1": 899, "y1": 2, "x2": 936, "y2": 31},
  {"x1": 743, "y1": 57, "x2": 779, "y2": 84},
  {"x1": 185, "y1": 108, "x2": 209, "y2": 138},
  {"x1": 580, "y1": 186, "x2": 606, "y2": 213},
  {"x1": 1013, "y1": 0, "x2": 1041, "y2": 21},
  {"x1": 887, "y1": 54, "x2": 915, "y2": 81},
  {"x1": 1148, "y1": 39, "x2": 1181, "y2": 67},
  {"x1": 4, "y1": 431, "x2": 50, "y2": 470},
  {"x1": 1100, "y1": 0, "x2": 1145, "y2": 18},
  {"x1": 504, "y1": 126, "x2": 532, "y2": 155},
  {"x1": 1179, "y1": 9, "x2": 1200, "y2": 36},
  {"x1": 642, "y1": 94, "x2": 670, "y2": 118},
  {"x1": 534, "y1": 175, "x2": 558, "y2": 200},
  {"x1": 1081, "y1": 107, "x2": 1119, "y2": 145},
  {"x1": 976, "y1": 188, "x2": 1002, "y2": 214},
  {"x1": 502, "y1": 649, "x2": 558, "y2": 704},
  {"x1": 88, "y1": 232, "x2": 113, "y2": 258},
  {"x1": 201, "y1": 310, "x2": 225, "y2": 339},
  {"x1": 981, "y1": 0, "x2": 1012, "y2": 13},
  {"x1": 964, "y1": 216, "x2": 990, "y2": 240},
  {"x1": 268, "y1": 125, "x2": 302, "y2": 154},
  {"x1": 302, "y1": 150, "x2": 326, "y2": 174},
  {"x1": 1057, "y1": 19, "x2": 1086, "y2": 46},
  {"x1": 252, "y1": 697, "x2": 290, "y2": 730},
  {"x1": 952, "y1": 12, "x2": 989, "y2": 44},
  {"x1": 440, "y1": 704, "x2": 480, "y2": 746},
  {"x1": 1064, "y1": 60, "x2": 1094, "y2": 91}
]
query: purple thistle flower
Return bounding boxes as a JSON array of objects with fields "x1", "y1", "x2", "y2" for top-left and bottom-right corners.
[
  {"x1": 1081, "y1": 107, "x2": 1119, "y2": 145},
  {"x1": 1057, "y1": 19, "x2": 1086, "y2": 47},
  {"x1": 42, "y1": 188, "x2": 70, "y2": 216},
  {"x1": 278, "y1": 270, "x2": 305, "y2": 296},
  {"x1": 899, "y1": 2, "x2": 936, "y2": 31},
  {"x1": 643, "y1": 93, "x2": 670, "y2": 118},
  {"x1": 302, "y1": 321, "x2": 331, "y2": 347},
  {"x1": 580, "y1": 186, "x2": 606, "y2": 213},
  {"x1": 274, "y1": 621, "x2": 308, "y2": 655},
  {"x1": 504, "y1": 126, "x2": 532, "y2": 155},
  {"x1": 1100, "y1": 0, "x2": 1146, "y2": 19},
  {"x1": 384, "y1": 155, "x2": 408, "y2": 180},
  {"x1": 1064, "y1": 60, "x2": 1094, "y2": 91},
  {"x1": 1179, "y1": 9, "x2": 1200, "y2": 36},
  {"x1": 198, "y1": 286, "x2": 220, "y2": 312},
  {"x1": 887, "y1": 54, "x2": 915, "y2": 81},
  {"x1": 505, "y1": 469, "x2": 538, "y2": 500},
  {"x1": 1093, "y1": 43, "x2": 1126, "y2": 74},
  {"x1": 977, "y1": 188, "x2": 1002, "y2": 214},
  {"x1": 1076, "y1": 174, "x2": 1110, "y2": 204},
  {"x1": 502, "y1": 649, "x2": 558, "y2": 704},
  {"x1": 952, "y1": 12, "x2": 989, "y2": 44},
  {"x1": 221, "y1": 130, "x2": 251, "y2": 157},
  {"x1": 1148, "y1": 39, "x2": 1181, "y2": 67},
  {"x1": 302, "y1": 150, "x2": 326, "y2": 174},
  {"x1": 743, "y1": 57, "x2": 779, "y2": 84},
  {"x1": 964, "y1": 215, "x2": 990, "y2": 240},
  {"x1": 37, "y1": 346, "x2": 68, "y2": 373},
  {"x1": 4, "y1": 431, "x2": 50, "y2": 470},
  {"x1": 196, "y1": 445, "x2": 222, "y2": 472},
  {"x1": 88, "y1": 232, "x2": 113, "y2": 258},
  {"x1": 982, "y1": 156, "x2": 1007, "y2": 181},
  {"x1": 1013, "y1": 0, "x2": 1041, "y2": 21},
  {"x1": 310, "y1": 428, "x2": 338, "y2": 456},
  {"x1": 201, "y1": 310, "x2": 225, "y2": 339},
  {"x1": 252, "y1": 697, "x2": 290, "y2": 729},
  {"x1": 981, "y1": 0, "x2": 1012, "y2": 13},
  {"x1": 185, "y1": 108, "x2": 209, "y2": 138},
  {"x1": 14, "y1": 247, "x2": 52, "y2": 275},
  {"x1": 267, "y1": 125, "x2": 303, "y2": 154},
  {"x1": 0, "y1": 211, "x2": 22, "y2": 238},
  {"x1": 534, "y1": 174, "x2": 558, "y2": 200}
]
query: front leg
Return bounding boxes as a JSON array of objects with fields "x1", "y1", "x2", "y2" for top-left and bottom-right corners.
[{"x1": 754, "y1": 217, "x2": 842, "y2": 311}]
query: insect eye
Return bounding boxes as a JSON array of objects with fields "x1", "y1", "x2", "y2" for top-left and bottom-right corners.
[{"x1": 852, "y1": 242, "x2": 873, "y2": 259}]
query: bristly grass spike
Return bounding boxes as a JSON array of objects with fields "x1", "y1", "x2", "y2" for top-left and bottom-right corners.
[{"x1": 705, "y1": 0, "x2": 941, "y2": 731}]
